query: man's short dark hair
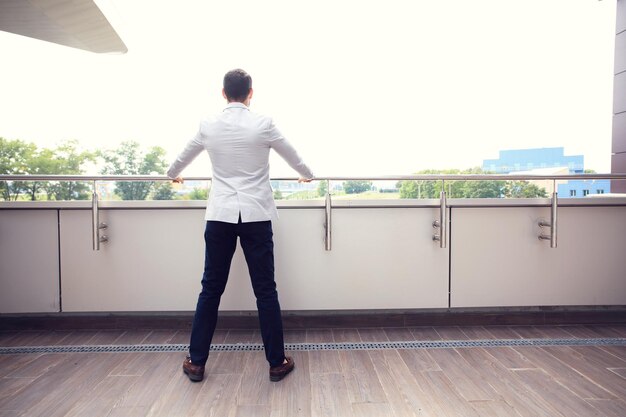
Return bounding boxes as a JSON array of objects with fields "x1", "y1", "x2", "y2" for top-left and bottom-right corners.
[{"x1": 223, "y1": 69, "x2": 252, "y2": 102}]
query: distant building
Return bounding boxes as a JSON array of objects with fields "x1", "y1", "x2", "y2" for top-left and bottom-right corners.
[
  {"x1": 483, "y1": 147, "x2": 583, "y2": 174},
  {"x1": 482, "y1": 147, "x2": 609, "y2": 198}
]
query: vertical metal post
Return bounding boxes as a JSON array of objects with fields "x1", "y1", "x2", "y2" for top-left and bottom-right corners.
[
  {"x1": 439, "y1": 187, "x2": 447, "y2": 249},
  {"x1": 550, "y1": 190, "x2": 558, "y2": 248},
  {"x1": 91, "y1": 181, "x2": 108, "y2": 251},
  {"x1": 324, "y1": 180, "x2": 332, "y2": 251},
  {"x1": 92, "y1": 181, "x2": 100, "y2": 251}
]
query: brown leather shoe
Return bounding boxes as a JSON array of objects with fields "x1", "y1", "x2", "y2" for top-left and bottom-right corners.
[
  {"x1": 183, "y1": 355, "x2": 204, "y2": 382},
  {"x1": 269, "y1": 356, "x2": 295, "y2": 382}
]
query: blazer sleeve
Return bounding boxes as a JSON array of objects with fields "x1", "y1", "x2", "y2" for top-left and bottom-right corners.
[
  {"x1": 267, "y1": 119, "x2": 314, "y2": 179},
  {"x1": 167, "y1": 129, "x2": 205, "y2": 178}
]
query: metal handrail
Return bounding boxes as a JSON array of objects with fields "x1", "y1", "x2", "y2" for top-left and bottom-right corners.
[{"x1": 1, "y1": 173, "x2": 626, "y2": 181}]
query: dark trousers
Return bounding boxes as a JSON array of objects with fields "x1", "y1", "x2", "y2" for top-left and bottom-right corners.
[{"x1": 189, "y1": 218, "x2": 285, "y2": 368}]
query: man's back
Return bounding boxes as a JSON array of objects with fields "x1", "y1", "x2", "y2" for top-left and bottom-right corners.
[{"x1": 167, "y1": 102, "x2": 313, "y2": 223}]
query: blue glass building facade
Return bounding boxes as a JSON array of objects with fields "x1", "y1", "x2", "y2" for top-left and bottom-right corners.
[
  {"x1": 482, "y1": 147, "x2": 609, "y2": 198},
  {"x1": 483, "y1": 148, "x2": 584, "y2": 174}
]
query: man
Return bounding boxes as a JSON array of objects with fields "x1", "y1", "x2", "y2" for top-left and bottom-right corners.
[{"x1": 167, "y1": 69, "x2": 313, "y2": 383}]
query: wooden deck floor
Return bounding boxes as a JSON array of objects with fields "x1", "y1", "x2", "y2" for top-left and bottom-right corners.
[{"x1": 0, "y1": 325, "x2": 625, "y2": 416}]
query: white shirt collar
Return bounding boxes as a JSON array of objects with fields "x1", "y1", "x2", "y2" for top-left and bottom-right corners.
[{"x1": 224, "y1": 102, "x2": 249, "y2": 111}]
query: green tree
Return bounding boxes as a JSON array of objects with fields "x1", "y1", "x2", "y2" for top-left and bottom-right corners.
[
  {"x1": 186, "y1": 187, "x2": 208, "y2": 200},
  {"x1": 36, "y1": 140, "x2": 94, "y2": 201},
  {"x1": 99, "y1": 141, "x2": 168, "y2": 200},
  {"x1": 317, "y1": 180, "x2": 328, "y2": 197},
  {"x1": 273, "y1": 189, "x2": 283, "y2": 200},
  {"x1": 343, "y1": 180, "x2": 372, "y2": 194},
  {"x1": 152, "y1": 182, "x2": 176, "y2": 200},
  {"x1": 0, "y1": 138, "x2": 36, "y2": 201},
  {"x1": 504, "y1": 181, "x2": 548, "y2": 198}
]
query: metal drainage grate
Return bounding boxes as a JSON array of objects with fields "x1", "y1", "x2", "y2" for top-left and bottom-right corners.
[{"x1": 1, "y1": 337, "x2": 625, "y2": 355}]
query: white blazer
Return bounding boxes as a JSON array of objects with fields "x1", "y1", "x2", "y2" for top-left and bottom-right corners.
[{"x1": 167, "y1": 102, "x2": 314, "y2": 223}]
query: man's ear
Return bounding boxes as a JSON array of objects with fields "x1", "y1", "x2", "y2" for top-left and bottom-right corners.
[
  {"x1": 222, "y1": 88, "x2": 228, "y2": 100},
  {"x1": 248, "y1": 88, "x2": 254, "y2": 100}
]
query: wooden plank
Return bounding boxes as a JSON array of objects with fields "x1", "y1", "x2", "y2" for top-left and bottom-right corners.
[
  {"x1": 57, "y1": 331, "x2": 98, "y2": 345},
  {"x1": 64, "y1": 375, "x2": 140, "y2": 417},
  {"x1": 284, "y1": 329, "x2": 306, "y2": 343},
  {"x1": 570, "y1": 346, "x2": 626, "y2": 368},
  {"x1": 2, "y1": 332, "x2": 43, "y2": 347},
  {"x1": 531, "y1": 326, "x2": 577, "y2": 339},
  {"x1": 584, "y1": 399, "x2": 626, "y2": 417},
  {"x1": 350, "y1": 402, "x2": 394, "y2": 417},
  {"x1": 0, "y1": 377, "x2": 37, "y2": 405},
  {"x1": 427, "y1": 348, "x2": 500, "y2": 401},
  {"x1": 509, "y1": 326, "x2": 547, "y2": 339},
  {"x1": 270, "y1": 351, "x2": 311, "y2": 417},
  {"x1": 235, "y1": 405, "x2": 270, "y2": 417},
  {"x1": 458, "y1": 326, "x2": 495, "y2": 340},
  {"x1": 332, "y1": 329, "x2": 360, "y2": 343},
  {"x1": 168, "y1": 330, "x2": 191, "y2": 345},
  {"x1": 113, "y1": 330, "x2": 151, "y2": 345},
  {"x1": 583, "y1": 326, "x2": 624, "y2": 338},
  {"x1": 485, "y1": 347, "x2": 538, "y2": 370},
  {"x1": 383, "y1": 328, "x2": 415, "y2": 341},
  {"x1": 455, "y1": 347, "x2": 559, "y2": 417},
  {"x1": 434, "y1": 326, "x2": 470, "y2": 340},
  {"x1": 417, "y1": 370, "x2": 480, "y2": 417},
  {"x1": 85, "y1": 330, "x2": 125, "y2": 345},
  {"x1": 560, "y1": 326, "x2": 602, "y2": 339},
  {"x1": 4, "y1": 353, "x2": 66, "y2": 378},
  {"x1": 106, "y1": 406, "x2": 149, "y2": 417},
  {"x1": 141, "y1": 330, "x2": 177, "y2": 345},
  {"x1": 608, "y1": 367, "x2": 626, "y2": 379},
  {"x1": 0, "y1": 353, "x2": 92, "y2": 412},
  {"x1": 598, "y1": 346, "x2": 626, "y2": 362},
  {"x1": 511, "y1": 347, "x2": 615, "y2": 400},
  {"x1": 16, "y1": 352, "x2": 128, "y2": 417},
  {"x1": 144, "y1": 359, "x2": 209, "y2": 417},
  {"x1": 225, "y1": 330, "x2": 260, "y2": 344},
  {"x1": 306, "y1": 329, "x2": 341, "y2": 374},
  {"x1": 106, "y1": 353, "x2": 179, "y2": 408},
  {"x1": 470, "y1": 400, "x2": 520, "y2": 416},
  {"x1": 23, "y1": 331, "x2": 71, "y2": 346},
  {"x1": 306, "y1": 329, "x2": 334, "y2": 343},
  {"x1": 409, "y1": 327, "x2": 442, "y2": 341},
  {"x1": 512, "y1": 368, "x2": 604, "y2": 417},
  {"x1": 188, "y1": 373, "x2": 242, "y2": 417},
  {"x1": 358, "y1": 328, "x2": 389, "y2": 342},
  {"x1": 0, "y1": 354, "x2": 42, "y2": 378},
  {"x1": 542, "y1": 346, "x2": 626, "y2": 398},
  {"x1": 237, "y1": 351, "x2": 272, "y2": 406},
  {"x1": 310, "y1": 373, "x2": 354, "y2": 417},
  {"x1": 338, "y1": 350, "x2": 387, "y2": 403},
  {"x1": 368, "y1": 350, "x2": 434, "y2": 416},
  {"x1": 206, "y1": 352, "x2": 250, "y2": 375},
  {"x1": 397, "y1": 348, "x2": 441, "y2": 372},
  {"x1": 109, "y1": 352, "x2": 157, "y2": 377},
  {"x1": 485, "y1": 327, "x2": 522, "y2": 339}
]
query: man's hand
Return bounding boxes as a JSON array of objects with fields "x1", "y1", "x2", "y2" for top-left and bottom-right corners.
[
  {"x1": 298, "y1": 177, "x2": 313, "y2": 183},
  {"x1": 172, "y1": 177, "x2": 184, "y2": 184}
]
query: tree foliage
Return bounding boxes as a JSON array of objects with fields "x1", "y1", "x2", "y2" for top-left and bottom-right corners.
[
  {"x1": 343, "y1": 180, "x2": 372, "y2": 194},
  {"x1": 397, "y1": 168, "x2": 547, "y2": 199},
  {"x1": 317, "y1": 180, "x2": 328, "y2": 197},
  {"x1": 0, "y1": 138, "x2": 93, "y2": 201},
  {"x1": 99, "y1": 141, "x2": 168, "y2": 200},
  {"x1": 0, "y1": 138, "x2": 36, "y2": 201}
]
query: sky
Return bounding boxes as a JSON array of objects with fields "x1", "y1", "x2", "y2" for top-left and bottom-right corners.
[{"x1": 0, "y1": 0, "x2": 618, "y2": 177}]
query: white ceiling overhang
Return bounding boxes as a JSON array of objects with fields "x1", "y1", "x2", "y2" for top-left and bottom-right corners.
[{"x1": 0, "y1": 0, "x2": 127, "y2": 53}]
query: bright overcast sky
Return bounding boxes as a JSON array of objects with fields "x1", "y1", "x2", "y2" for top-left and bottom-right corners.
[{"x1": 0, "y1": 0, "x2": 618, "y2": 176}]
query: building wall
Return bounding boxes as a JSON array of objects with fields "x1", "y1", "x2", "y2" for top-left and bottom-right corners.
[
  {"x1": 613, "y1": 0, "x2": 626, "y2": 192},
  {"x1": 558, "y1": 179, "x2": 611, "y2": 198},
  {"x1": 483, "y1": 147, "x2": 583, "y2": 174}
]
